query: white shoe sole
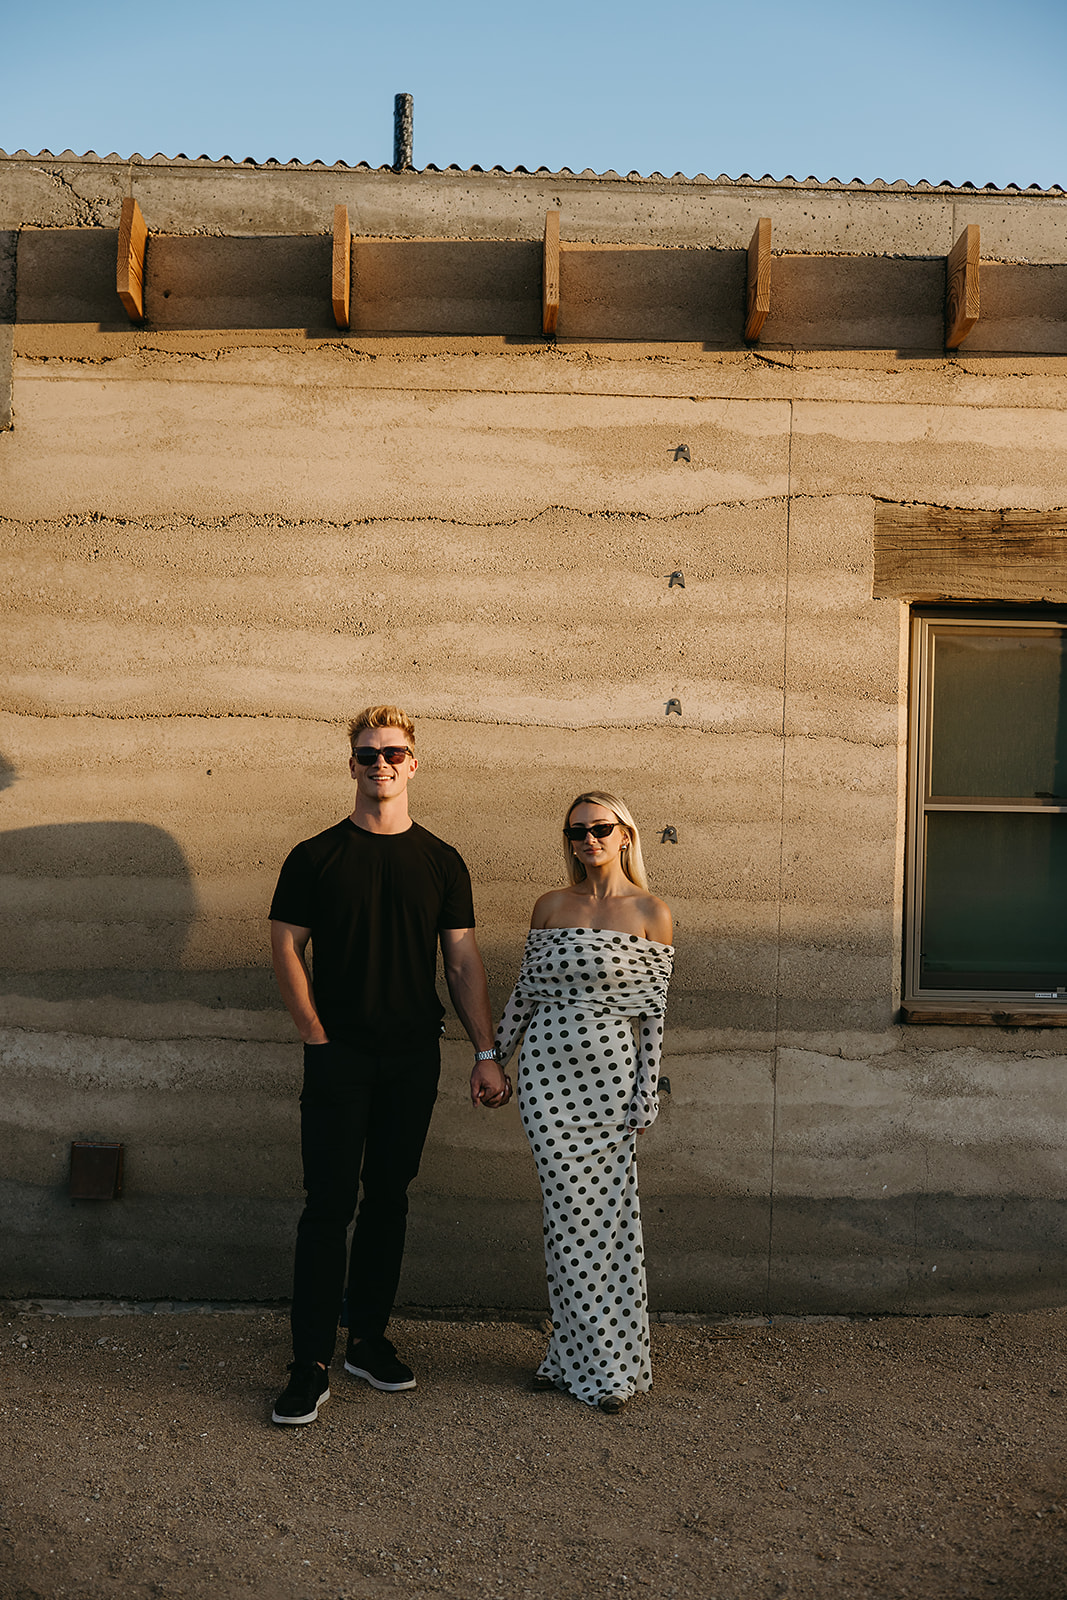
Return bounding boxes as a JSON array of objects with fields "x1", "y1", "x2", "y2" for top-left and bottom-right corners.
[
  {"x1": 344, "y1": 1360, "x2": 416, "y2": 1392},
  {"x1": 271, "y1": 1386, "x2": 330, "y2": 1424}
]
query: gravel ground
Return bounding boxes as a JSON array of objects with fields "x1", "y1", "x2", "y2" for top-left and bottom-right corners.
[{"x1": 1, "y1": 1304, "x2": 1066, "y2": 1600}]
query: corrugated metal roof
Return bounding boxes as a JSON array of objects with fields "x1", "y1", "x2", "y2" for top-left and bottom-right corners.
[{"x1": 0, "y1": 149, "x2": 1062, "y2": 194}]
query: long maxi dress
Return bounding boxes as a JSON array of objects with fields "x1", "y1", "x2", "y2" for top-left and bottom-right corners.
[{"x1": 495, "y1": 927, "x2": 674, "y2": 1406}]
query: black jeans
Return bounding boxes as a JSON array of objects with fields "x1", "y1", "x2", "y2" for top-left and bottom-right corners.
[{"x1": 290, "y1": 1037, "x2": 441, "y2": 1366}]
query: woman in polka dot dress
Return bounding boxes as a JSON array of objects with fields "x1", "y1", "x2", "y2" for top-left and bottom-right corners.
[{"x1": 495, "y1": 792, "x2": 673, "y2": 1413}]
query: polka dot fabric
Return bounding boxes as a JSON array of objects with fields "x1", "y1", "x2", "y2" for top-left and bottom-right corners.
[{"x1": 495, "y1": 928, "x2": 674, "y2": 1407}]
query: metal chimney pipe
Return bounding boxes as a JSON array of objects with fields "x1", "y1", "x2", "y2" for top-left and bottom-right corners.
[{"x1": 393, "y1": 94, "x2": 413, "y2": 170}]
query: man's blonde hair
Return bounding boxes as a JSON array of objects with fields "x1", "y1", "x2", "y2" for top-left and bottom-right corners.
[{"x1": 347, "y1": 705, "x2": 416, "y2": 755}]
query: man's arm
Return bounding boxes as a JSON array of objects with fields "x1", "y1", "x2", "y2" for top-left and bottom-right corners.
[
  {"x1": 440, "y1": 926, "x2": 510, "y2": 1109},
  {"x1": 270, "y1": 920, "x2": 329, "y2": 1044}
]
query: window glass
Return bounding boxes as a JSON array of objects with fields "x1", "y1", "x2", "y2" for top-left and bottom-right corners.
[
  {"x1": 930, "y1": 630, "x2": 1067, "y2": 799},
  {"x1": 922, "y1": 811, "x2": 1067, "y2": 987},
  {"x1": 909, "y1": 612, "x2": 1067, "y2": 1009}
]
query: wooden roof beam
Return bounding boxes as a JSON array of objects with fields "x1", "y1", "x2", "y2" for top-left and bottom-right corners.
[
  {"x1": 946, "y1": 224, "x2": 979, "y2": 349},
  {"x1": 332, "y1": 205, "x2": 351, "y2": 330},
  {"x1": 744, "y1": 217, "x2": 772, "y2": 342},
  {"x1": 543, "y1": 209, "x2": 560, "y2": 337},
  {"x1": 116, "y1": 197, "x2": 148, "y2": 323}
]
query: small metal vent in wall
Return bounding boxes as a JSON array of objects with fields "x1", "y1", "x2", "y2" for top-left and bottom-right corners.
[{"x1": 69, "y1": 1141, "x2": 124, "y2": 1200}]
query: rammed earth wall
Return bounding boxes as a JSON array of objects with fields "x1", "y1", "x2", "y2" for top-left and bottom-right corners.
[{"x1": 2, "y1": 154, "x2": 1066, "y2": 1310}]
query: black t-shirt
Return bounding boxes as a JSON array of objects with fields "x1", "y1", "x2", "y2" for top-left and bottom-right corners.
[{"x1": 269, "y1": 818, "x2": 476, "y2": 1047}]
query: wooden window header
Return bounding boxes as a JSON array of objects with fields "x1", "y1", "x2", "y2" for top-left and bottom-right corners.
[{"x1": 874, "y1": 503, "x2": 1067, "y2": 603}]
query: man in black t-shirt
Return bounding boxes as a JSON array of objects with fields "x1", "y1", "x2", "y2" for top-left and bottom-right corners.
[{"x1": 269, "y1": 705, "x2": 510, "y2": 1426}]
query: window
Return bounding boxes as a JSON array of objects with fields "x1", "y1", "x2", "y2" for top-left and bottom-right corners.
[{"x1": 906, "y1": 609, "x2": 1067, "y2": 1018}]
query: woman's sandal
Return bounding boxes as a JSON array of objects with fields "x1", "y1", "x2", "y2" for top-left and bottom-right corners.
[
  {"x1": 597, "y1": 1394, "x2": 627, "y2": 1414},
  {"x1": 530, "y1": 1372, "x2": 556, "y2": 1392}
]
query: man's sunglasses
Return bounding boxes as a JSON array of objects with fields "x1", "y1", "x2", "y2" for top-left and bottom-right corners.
[
  {"x1": 353, "y1": 746, "x2": 413, "y2": 767},
  {"x1": 564, "y1": 822, "x2": 620, "y2": 841}
]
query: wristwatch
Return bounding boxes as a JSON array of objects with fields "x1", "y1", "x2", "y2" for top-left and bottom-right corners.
[{"x1": 474, "y1": 1048, "x2": 499, "y2": 1064}]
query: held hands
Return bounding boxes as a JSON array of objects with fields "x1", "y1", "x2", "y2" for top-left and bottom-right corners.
[{"x1": 470, "y1": 1056, "x2": 512, "y2": 1109}]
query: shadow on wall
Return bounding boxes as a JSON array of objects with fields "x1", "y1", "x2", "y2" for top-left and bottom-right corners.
[
  {"x1": 0, "y1": 812, "x2": 201, "y2": 1006},
  {"x1": 0, "y1": 752, "x2": 301, "y2": 1302},
  {"x1": 0, "y1": 749, "x2": 280, "y2": 1009},
  {"x1": 16, "y1": 228, "x2": 339, "y2": 335},
  {"x1": 0, "y1": 750, "x2": 200, "y2": 1002},
  {"x1": 15, "y1": 226, "x2": 1067, "y2": 353}
]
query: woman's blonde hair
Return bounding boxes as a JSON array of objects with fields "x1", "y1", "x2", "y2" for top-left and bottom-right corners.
[{"x1": 563, "y1": 791, "x2": 649, "y2": 891}]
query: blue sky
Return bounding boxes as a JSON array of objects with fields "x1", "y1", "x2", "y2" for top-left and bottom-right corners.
[{"x1": 5, "y1": 0, "x2": 1066, "y2": 188}]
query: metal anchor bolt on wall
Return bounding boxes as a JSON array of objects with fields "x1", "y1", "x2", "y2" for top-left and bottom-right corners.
[
  {"x1": 673, "y1": 445, "x2": 691, "y2": 463},
  {"x1": 668, "y1": 571, "x2": 685, "y2": 589},
  {"x1": 660, "y1": 826, "x2": 678, "y2": 844},
  {"x1": 666, "y1": 698, "x2": 682, "y2": 717}
]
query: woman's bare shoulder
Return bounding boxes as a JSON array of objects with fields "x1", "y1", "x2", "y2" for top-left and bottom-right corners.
[
  {"x1": 639, "y1": 893, "x2": 673, "y2": 945},
  {"x1": 530, "y1": 888, "x2": 575, "y2": 929}
]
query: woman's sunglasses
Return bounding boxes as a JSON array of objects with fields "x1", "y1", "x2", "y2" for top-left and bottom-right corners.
[
  {"x1": 353, "y1": 746, "x2": 413, "y2": 766},
  {"x1": 564, "y1": 822, "x2": 619, "y2": 842}
]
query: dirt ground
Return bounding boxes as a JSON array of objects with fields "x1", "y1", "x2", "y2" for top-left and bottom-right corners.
[{"x1": 1, "y1": 1303, "x2": 1066, "y2": 1600}]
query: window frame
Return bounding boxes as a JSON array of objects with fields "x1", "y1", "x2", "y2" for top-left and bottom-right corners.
[{"x1": 904, "y1": 605, "x2": 1067, "y2": 1023}]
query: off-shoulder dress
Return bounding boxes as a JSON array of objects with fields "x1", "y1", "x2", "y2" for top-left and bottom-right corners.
[{"x1": 495, "y1": 927, "x2": 674, "y2": 1406}]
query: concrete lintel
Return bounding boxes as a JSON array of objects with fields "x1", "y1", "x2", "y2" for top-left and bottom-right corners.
[{"x1": 6, "y1": 156, "x2": 1067, "y2": 258}]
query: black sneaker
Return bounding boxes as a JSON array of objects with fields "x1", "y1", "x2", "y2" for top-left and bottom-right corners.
[
  {"x1": 344, "y1": 1336, "x2": 416, "y2": 1391},
  {"x1": 271, "y1": 1361, "x2": 330, "y2": 1425}
]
